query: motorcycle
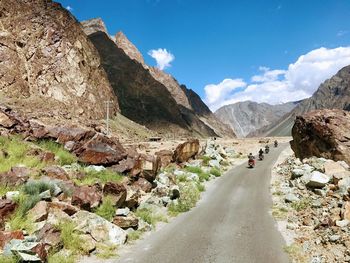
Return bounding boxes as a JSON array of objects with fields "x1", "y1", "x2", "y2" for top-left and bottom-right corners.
[
  {"x1": 259, "y1": 153, "x2": 264, "y2": 160},
  {"x1": 265, "y1": 148, "x2": 269, "y2": 154},
  {"x1": 248, "y1": 159, "x2": 255, "y2": 168}
]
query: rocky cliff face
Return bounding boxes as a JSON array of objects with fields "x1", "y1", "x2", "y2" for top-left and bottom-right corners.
[
  {"x1": 215, "y1": 101, "x2": 297, "y2": 137},
  {"x1": 0, "y1": 0, "x2": 118, "y2": 122},
  {"x1": 290, "y1": 109, "x2": 350, "y2": 164},
  {"x1": 257, "y1": 65, "x2": 350, "y2": 137},
  {"x1": 82, "y1": 19, "x2": 234, "y2": 137}
]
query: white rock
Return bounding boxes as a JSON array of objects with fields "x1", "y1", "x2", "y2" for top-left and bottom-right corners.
[
  {"x1": 116, "y1": 208, "x2": 130, "y2": 216},
  {"x1": 336, "y1": 219, "x2": 350, "y2": 228},
  {"x1": 305, "y1": 171, "x2": 330, "y2": 188},
  {"x1": 5, "y1": 191, "x2": 20, "y2": 201}
]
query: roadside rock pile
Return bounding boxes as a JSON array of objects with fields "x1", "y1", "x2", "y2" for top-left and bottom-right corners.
[{"x1": 272, "y1": 155, "x2": 350, "y2": 262}]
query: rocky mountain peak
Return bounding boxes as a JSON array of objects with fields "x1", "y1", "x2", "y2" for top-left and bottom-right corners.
[
  {"x1": 81, "y1": 18, "x2": 108, "y2": 36},
  {"x1": 114, "y1": 31, "x2": 145, "y2": 65}
]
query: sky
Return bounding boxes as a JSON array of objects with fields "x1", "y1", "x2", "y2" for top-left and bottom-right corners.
[{"x1": 58, "y1": 0, "x2": 350, "y2": 111}]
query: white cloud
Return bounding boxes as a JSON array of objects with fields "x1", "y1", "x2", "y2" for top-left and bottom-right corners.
[
  {"x1": 66, "y1": 5, "x2": 73, "y2": 11},
  {"x1": 205, "y1": 46, "x2": 350, "y2": 111},
  {"x1": 148, "y1": 48, "x2": 175, "y2": 70},
  {"x1": 337, "y1": 30, "x2": 348, "y2": 37}
]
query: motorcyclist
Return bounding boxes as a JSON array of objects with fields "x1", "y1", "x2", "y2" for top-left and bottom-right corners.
[
  {"x1": 248, "y1": 152, "x2": 255, "y2": 167},
  {"x1": 265, "y1": 145, "x2": 270, "y2": 153},
  {"x1": 259, "y1": 148, "x2": 264, "y2": 158},
  {"x1": 274, "y1": 140, "x2": 278, "y2": 147}
]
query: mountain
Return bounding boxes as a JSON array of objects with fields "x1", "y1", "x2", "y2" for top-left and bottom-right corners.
[
  {"x1": 257, "y1": 65, "x2": 350, "y2": 137},
  {"x1": 0, "y1": 0, "x2": 118, "y2": 123},
  {"x1": 81, "y1": 18, "x2": 235, "y2": 138},
  {"x1": 214, "y1": 101, "x2": 297, "y2": 137}
]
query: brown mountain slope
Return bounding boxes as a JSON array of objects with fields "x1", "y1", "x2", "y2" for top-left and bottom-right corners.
[
  {"x1": 256, "y1": 65, "x2": 350, "y2": 137},
  {"x1": 82, "y1": 19, "x2": 233, "y2": 137},
  {"x1": 0, "y1": 0, "x2": 118, "y2": 122}
]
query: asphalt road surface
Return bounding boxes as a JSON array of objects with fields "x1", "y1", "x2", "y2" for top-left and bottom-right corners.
[{"x1": 116, "y1": 145, "x2": 290, "y2": 263}]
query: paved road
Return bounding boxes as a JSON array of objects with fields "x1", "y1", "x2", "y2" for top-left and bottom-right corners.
[{"x1": 116, "y1": 145, "x2": 290, "y2": 263}]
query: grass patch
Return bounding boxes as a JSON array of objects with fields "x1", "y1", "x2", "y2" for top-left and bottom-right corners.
[
  {"x1": 0, "y1": 136, "x2": 43, "y2": 173},
  {"x1": 176, "y1": 174, "x2": 188, "y2": 183},
  {"x1": 94, "y1": 196, "x2": 115, "y2": 221},
  {"x1": 283, "y1": 243, "x2": 309, "y2": 263},
  {"x1": 221, "y1": 160, "x2": 230, "y2": 166},
  {"x1": 23, "y1": 181, "x2": 55, "y2": 196},
  {"x1": 168, "y1": 182, "x2": 200, "y2": 216},
  {"x1": 127, "y1": 230, "x2": 144, "y2": 242},
  {"x1": 210, "y1": 167, "x2": 221, "y2": 177},
  {"x1": 95, "y1": 244, "x2": 118, "y2": 259},
  {"x1": 0, "y1": 255, "x2": 19, "y2": 263},
  {"x1": 199, "y1": 155, "x2": 211, "y2": 166},
  {"x1": 196, "y1": 182, "x2": 205, "y2": 192},
  {"x1": 291, "y1": 198, "x2": 311, "y2": 212},
  {"x1": 184, "y1": 166, "x2": 210, "y2": 182},
  {"x1": 0, "y1": 185, "x2": 19, "y2": 197},
  {"x1": 135, "y1": 207, "x2": 167, "y2": 227},
  {"x1": 37, "y1": 140, "x2": 77, "y2": 165},
  {"x1": 74, "y1": 168, "x2": 124, "y2": 186},
  {"x1": 56, "y1": 220, "x2": 89, "y2": 255},
  {"x1": 271, "y1": 205, "x2": 288, "y2": 220},
  {"x1": 47, "y1": 253, "x2": 75, "y2": 263}
]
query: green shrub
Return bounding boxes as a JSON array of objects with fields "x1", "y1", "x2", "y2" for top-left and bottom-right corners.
[
  {"x1": 0, "y1": 255, "x2": 19, "y2": 263},
  {"x1": 200, "y1": 155, "x2": 211, "y2": 166},
  {"x1": 56, "y1": 220, "x2": 89, "y2": 255},
  {"x1": 196, "y1": 182, "x2": 205, "y2": 192},
  {"x1": 94, "y1": 196, "x2": 115, "y2": 221},
  {"x1": 184, "y1": 166, "x2": 210, "y2": 182},
  {"x1": 74, "y1": 168, "x2": 124, "y2": 186},
  {"x1": 210, "y1": 167, "x2": 221, "y2": 177},
  {"x1": 47, "y1": 253, "x2": 75, "y2": 263},
  {"x1": 95, "y1": 244, "x2": 118, "y2": 259},
  {"x1": 127, "y1": 230, "x2": 144, "y2": 242},
  {"x1": 291, "y1": 198, "x2": 311, "y2": 212},
  {"x1": 37, "y1": 140, "x2": 77, "y2": 165},
  {"x1": 135, "y1": 207, "x2": 167, "y2": 227},
  {"x1": 23, "y1": 181, "x2": 55, "y2": 196},
  {"x1": 221, "y1": 160, "x2": 230, "y2": 166},
  {"x1": 168, "y1": 182, "x2": 200, "y2": 215}
]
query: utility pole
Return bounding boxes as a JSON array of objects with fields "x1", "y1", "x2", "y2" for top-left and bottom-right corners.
[{"x1": 104, "y1": 101, "x2": 112, "y2": 136}]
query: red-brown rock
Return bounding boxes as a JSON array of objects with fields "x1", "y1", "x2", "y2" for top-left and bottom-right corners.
[
  {"x1": 0, "y1": 230, "x2": 24, "y2": 249},
  {"x1": 75, "y1": 134, "x2": 127, "y2": 165},
  {"x1": 111, "y1": 157, "x2": 136, "y2": 173},
  {"x1": 113, "y1": 215, "x2": 139, "y2": 229},
  {"x1": 48, "y1": 201, "x2": 78, "y2": 216},
  {"x1": 103, "y1": 182, "x2": 127, "y2": 207},
  {"x1": 42, "y1": 166, "x2": 69, "y2": 180},
  {"x1": 40, "y1": 152, "x2": 55, "y2": 163},
  {"x1": 140, "y1": 155, "x2": 160, "y2": 182},
  {"x1": 132, "y1": 178, "x2": 153, "y2": 193},
  {"x1": 291, "y1": 109, "x2": 350, "y2": 164},
  {"x1": 28, "y1": 201, "x2": 48, "y2": 222},
  {"x1": 173, "y1": 139, "x2": 200, "y2": 163},
  {"x1": 0, "y1": 167, "x2": 30, "y2": 187},
  {"x1": 71, "y1": 184, "x2": 102, "y2": 210},
  {"x1": 37, "y1": 224, "x2": 62, "y2": 251},
  {"x1": 155, "y1": 150, "x2": 174, "y2": 168},
  {"x1": 0, "y1": 199, "x2": 16, "y2": 228}
]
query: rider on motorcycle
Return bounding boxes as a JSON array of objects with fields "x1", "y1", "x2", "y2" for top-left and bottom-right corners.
[
  {"x1": 274, "y1": 140, "x2": 278, "y2": 147},
  {"x1": 265, "y1": 145, "x2": 270, "y2": 153},
  {"x1": 259, "y1": 148, "x2": 264, "y2": 159}
]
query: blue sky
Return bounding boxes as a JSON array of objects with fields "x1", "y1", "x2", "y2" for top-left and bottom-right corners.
[{"x1": 58, "y1": 0, "x2": 350, "y2": 110}]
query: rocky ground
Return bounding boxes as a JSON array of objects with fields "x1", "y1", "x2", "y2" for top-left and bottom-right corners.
[
  {"x1": 0, "y1": 105, "x2": 258, "y2": 263},
  {"x1": 271, "y1": 148, "x2": 350, "y2": 262}
]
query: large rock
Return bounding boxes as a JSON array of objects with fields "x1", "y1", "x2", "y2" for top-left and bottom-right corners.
[
  {"x1": 28, "y1": 201, "x2": 48, "y2": 222},
  {"x1": 75, "y1": 134, "x2": 127, "y2": 165},
  {"x1": 305, "y1": 171, "x2": 330, "y2": 189},
  {"x1": 173, "y1": 139, "x2": 200, "y2": 163},
  {"x1": 0, "y1": 0, "x2": 118, "y2": 121},
  {"x1": 71, "y1": 184, "x2": 102, "y2": 210},
  {"x1": 291, "y1": 109, "x2": 350, "y2": 164},
  {"x1": 0, "y1": 231, "x2": 24, "y2": 249},
  {"x1": 0, "y1": 199, "x2": 16, "y2": 228},
  {"x1": 0, "y1": 167, "x2": 30, "y2": 187},
  {"x1": 155, "y1": 150, "x2": 174, "y2": 168},
  {"x1": 72, "y1": 210, "x2": 127, "y2": 245},
  {"x1": 42, "y1": 166, "x2": 69, "y2": 180},
  {"x1": 103, "y1": 182, "x2": 127, "y2": 207},
  {"x1": 47, "y1": 201, "x2": 78, "y2": 216},
  {"x1": 113, "y1": 214, "x2": 139, "y2": 229},
  {"x1": 132, "y1": 178, "x2": 153, "y2": 193},
  {"x1": 36, "y1": 224, "x2": 62, "y2": 251}
]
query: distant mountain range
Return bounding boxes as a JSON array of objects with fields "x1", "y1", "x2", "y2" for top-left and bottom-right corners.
[
  {"x1": 215, "y1": 101, "x2": 298, "y2": 137},
  {"x1": 216, "y1": 65, "x2": 350, "y2": 137}
]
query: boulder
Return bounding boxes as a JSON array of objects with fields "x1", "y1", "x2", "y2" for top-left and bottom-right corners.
[
  {"x1": 28, "y1": 201, "x2": 48, "y2": 222},
  {"x1": 103, "y1": 182, "x2": 127, "y2": 207},
  {"x1": 0, "y1": 231, "x2": 24, "y2": 249},
  {"x1": 113, "y1": 214, "x2": 139, "y2": 229},
  {"x1": 324, "y1": 161, "x2": 347, "y2": 177},
  {"x1": 5, "y1": 191, "x2": 20, "y2": 201},
  {"x1": 42, "y1": 166, "x2": 69, "y2": 180},
  {"x1": 111, "y1": 157, "x2": 136, "y2": 173},
  {"x1": 0, "y1": 167, "x2": 30, "y2": 187},
  {"x1": 0, "y1": 111, "x2": 16, "y2": 128},
  {"x1": 132, "y1": 178, "x2": 153, "y2": 193},
  {"x1": 305, "y1": 171, "x2": 330, "y2": 189},
  {"x1": 75, "y1": 134, "x2": 127, "y2": 165},
  {"x1": 47, "y1": 201, "x2": 78, "y2": 216},
  {"x1": 291, "y1": 168, "x2": 305, "y2": 179},
  {"x1": 116, "y1": 208, "x2": 130, "y2": 217},
  {"x1": 155, "y1": 150, "x2": 174, "y2": 168},
  {"x1": 4, "y1": 238, "x2": 47, "y2": 262},
  {"x1": 285, "y1": 193, "x2": 300, "y2": 203},
  {"x1": 72, "y1": 210, "x2": 127, "y2": 245},
  {"x1": 173, "y1": 139, "x2": 200, "y2": 163},
  {"x1": 291, "y1": 109, "x2": 350, "y2": 164},
  {"x1": 47, "y1": 208, "x2": 72, "y2": 226},
  {"x1": 71, "y1": 184, "x2": 102, "y2": 210},
  {"x1": 0, "y1": 199, "x2": 16, "y2": 228},
  {"x1": 80, "y1": 234, "x2": 96, "y2": 253},
  {"x1": 36, "y1": 224, "x2": 62, "y2": 251},
  {"x1": 124, "y1": 188, "x2": 141, "y2": 209},
  {"x1": 40, "y1": 152, "x2": 56, "y2": 163},
  {"x1": 141, "y1": 155, "x2": 161, "y2": 182}
]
